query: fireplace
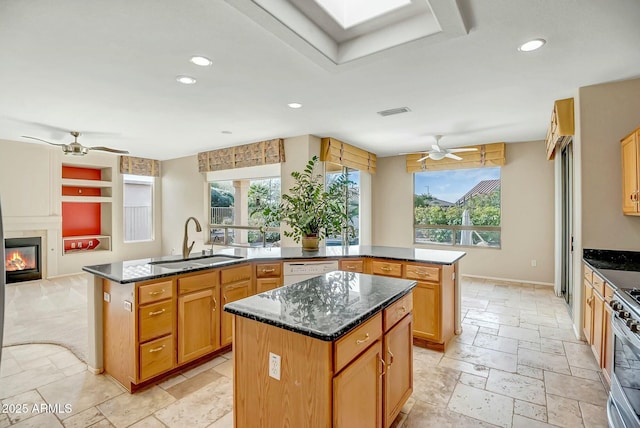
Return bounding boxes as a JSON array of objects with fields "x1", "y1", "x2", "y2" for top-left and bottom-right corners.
[{"x1": 5, "y1": 237, "x2": 42, "y2": 283}]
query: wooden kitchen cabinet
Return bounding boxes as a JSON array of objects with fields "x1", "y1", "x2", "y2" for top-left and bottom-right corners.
[
  {"x1": 339, "y1": 259, "x2": 365, "y2": 273},
  {"x1": 603, "y1": 301, "x2": 613, "y2": 385},
  {"x1": 622, "y1": 128, "x2": 640, "y2": 215},
  {"x1": 582, "y1": 263, "x2": 612, "y2": 380},
  {"x1": 591, "y1": 291, "x2": 604, "y2": 366},
  {"x1": 383, "y1": 314, "x2": 413, "y2": 427},
  {"x1": 178, "y1": 287, "x2": 220, "y2": 364},
  {"x1": 220, "y1": 264, "x2": 252, "y2": 347},
  {"x1": 583, "y1": 278, "x2": 594, "y2": 344},
  {"x1": 255, "y1": 261, "x2": 283, "y2": 293}
]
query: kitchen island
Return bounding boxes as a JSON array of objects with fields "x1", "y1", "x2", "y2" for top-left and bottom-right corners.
[
  {"x1": 224, "y1": 271, "x2": 416, "y2": 428},
  {"x1": 82, "y1": 245, "x2": 464, "y2": 391}
]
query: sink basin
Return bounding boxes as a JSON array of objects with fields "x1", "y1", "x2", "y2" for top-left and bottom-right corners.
[{"x1": 149, "y1": 254, "x2": 244, "y2": 269}]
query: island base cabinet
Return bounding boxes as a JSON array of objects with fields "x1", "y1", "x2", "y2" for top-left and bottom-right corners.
[
  {"x1": 178, "y1": 287, "x2": 219, "y2": 364},
  {"x1": 334, "y1": 341, "x2": 383, "y2": 428},
  {"x1": 383, "y1": 314, "x2": 413, "y2": 428}
]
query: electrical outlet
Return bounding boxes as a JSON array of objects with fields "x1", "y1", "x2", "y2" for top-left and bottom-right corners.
[
  {"x1": 269, "y1": 352, "x2": 281, "y2": 380},
  {"x1": 103, "y1": 292, "x2": 111, "y2": 303},
  {"x1": 123, "y1": 300, "x2": 133, "y2": 312},
  {"x1": 531, "y1": 259, "x2": 537, "y2": 267}
]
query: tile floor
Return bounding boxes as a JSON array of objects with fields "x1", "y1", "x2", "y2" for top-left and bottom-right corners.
[{"x1": 0, "y1": 275, "x2": 608, "y2": 427}]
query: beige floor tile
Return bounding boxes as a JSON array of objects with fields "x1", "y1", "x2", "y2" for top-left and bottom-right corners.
[
  {"x1": 464, "y1": 318, "x2": 502, "y2": 331},
  {"x1": 0, "y1": 413, "x2": 10, "y2": 428},
  {"x1": 455, "y1": 323, "x2": 479, "y2": 345},
  {"x1": 539, "y1": 338, "x2": 565, "y2": 355},
  {"x1": 128, "y1": 416, "x2": 167, "y2": 428},
  {"x1": 447, "y1": 383, "x2": 514, "y2": 427},
  {"x1": 512, "y1": 414, "x2": 558, "y2": 427},
  {"x1": 539, "y1": 326, "x2": 581, "y2": 343},
  {"x1": 473, "y1": 332, "x2": 519, "y2": 354},
  {"x1": 98, "y1": 386, "x2": 175, "y2": 427},
  {"x1": 157, "y1": 374, "x2": 188, "y2": 390},
  {"x1": 569, "y1": 366, "x2": 602, "y2": 381},
  {"x1": 48, "y1": 350, "x2": 83, "y2": 370},
  {"x1": 37, "y1": 371, "x2": 125, "y2": 420},
  {"x1": 479, "y1": 326, "x2": 499, "y2": 335},
  {"x1": 0, "y1": 362, "x2": 66, "y2": 400},
  {"x1": 514, "y1": 399, "x2": 547, "y2": 422},
  {"x1": 579, "y1": 402, "x2": 608, "y2": 428},
  {"x1": 87, "y1": 419, "x2": 114, "y2": 427},
  {"x1": 517, "y1": 349, "x2": 571, "y2": 375},
  {"x1": 181, "y1": 356, "x2": 226, "y2": 378},
  {"x1": 0, "y1": 355, "x2": 22, "y2": 378},
  {"x1": 498, "y1": 325, "x2": 541, "y2": 342},
  {"x1": 518, "y1": 340, "x2": 541, "y2": 352},
  {"x1": 1, "y1": 390, "x2": 46, "y2": 424},
  {"x1": 485, "y1": 369, "x2": 546, "y2": 405},
  {"x1": 212, "y1": 359, "x2": 233, "y2": 379},
  {"x1": 8, "y1": 344, "x2": 65, "y2": 362},
  {"x1": 445, "y1": 342, "x2": 518, "y2": 372},
  {"x1": 460, "y1": 372, "x2": 487, "y2": 389},
  {"x1": 516, "y1": 365, "x2": 544, "y2": 380},
  {"x1": 61, "y1": 407, "x2": 106, "y2": 428},
  {"x1": 485, "y1": 304, "x2": 521, "y2": 316},
  {"x1": 10, "y1": 412, "x2": 64, "y2": 427},
  {"x1": 564, "y1": 342, "x2": 600, "y2": 371},
  {"x1": 461, "y1": 297, "x2": 490, "y2": 310},
  {"x1": 220, "y1": 351, "x2": 232, "y2": 360},
  {"x1": 207, "y1": 411, "x2": 233, "y2": 428},
  {"x1": 404, "y1": 399, "x2": 500, "y2": 428},
  {"x1": 519, "y1": 322, "x2": 541, "y2": 331},
  {"x1": 164, "y1": 369, "x2": 223, "y2": 400},
  {"x1": 400, "y1": 397, "x2": 416, "y2": 414},
  {"x1": 154, "y1": 376, "x2": 233, "y2": 427},
  {"x1": 14, "y1": 355, "x2": 53, "y2": 371},
  {"x1": 519, "y1": 314, "x2": 559, "y2": 328},
  {"x1": 546, "y1": 394, "x2": 584, "y2": 427},
  {"x1": 61, "y1": 362, "x2": 88, "y2": 377},
  {"x1": 466, "y1": 310, "x2": 520, "y2": 327},
  {"x1": 544, "y1": 372, "x2": 608, "y2": 406},
  {"x1": 438, "y1": 356, "x2": 490, "y2": 378},
  {"x1": 413, "y1": 346, "x2": 443, "y2": 365},
  {"x1": 412, "y1": 360, "x2": 460, "y2": 407}
]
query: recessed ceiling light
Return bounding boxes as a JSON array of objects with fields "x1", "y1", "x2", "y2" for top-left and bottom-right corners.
[
  {"x1": 176, "y1": 75, "x2": 197, "y2": 85},
  {"x1": 288, "y1": 102, "x2": 303, "y2": 109},
  {"x1": 190, "y1": 56, "x2": 212, "y2": 66},
  {"x1": 518, "y1": 39, "x2": 546, "y2": 52}
]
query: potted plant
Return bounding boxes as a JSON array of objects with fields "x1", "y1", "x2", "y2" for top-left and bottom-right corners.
[{"x1": 259, "y1": 156, "x2": 354, "y2": 250}]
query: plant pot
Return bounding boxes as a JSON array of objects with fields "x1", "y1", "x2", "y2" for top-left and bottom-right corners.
[{"x1": 301, "y1": 236, "x2": 319, "y2": 251}]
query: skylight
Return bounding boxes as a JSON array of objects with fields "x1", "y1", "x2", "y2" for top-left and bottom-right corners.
[{"x1": 313, "y1": 0, "x2": 411, "y2": 29}]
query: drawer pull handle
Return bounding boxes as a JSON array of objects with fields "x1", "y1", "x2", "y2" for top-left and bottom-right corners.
[
  {"x1": 148, "y1": 289, "x2": 166, "y2": 296},
  {"x1": 417, "y1": 270, "x2": 430, "y2": 276},
  {"x1": 213, "y1": 297, "x2": 217, "y2": 311},
  {"x1": 379, "y1": 357, "x2": 387, "y2": 376},
  {"x1": 346, "y1": 265, "x2": 357, "y2": 269},
  {"x1": 380, "y1": 267, "x2": 392, "y2": 271},
  {"x1": 356, "y1": 333, "x2": 370, "y2": 345},
  {"x1": 261, "y1": 268, "x2": 275, "y2": 273},
  {"x1": 149, "y1": 345, "x2": 166, "y2": 353},
  {"x1": 223, "y1": 294, "x2": 227, "y2": 303},
  {"x1": 398, "y1": 306, "x2": 406, "y2": 313},
  {"x1": 387, "y1": 347, "x2": 394, "y2": 368},
  {"x1": 148, "y1": 309, "x2": 166, "y2": 316}
]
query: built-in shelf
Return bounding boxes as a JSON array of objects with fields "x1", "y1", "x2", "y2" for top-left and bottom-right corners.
[{"x1": 61, "y1": 164, "x2": 113, "y2": 255}]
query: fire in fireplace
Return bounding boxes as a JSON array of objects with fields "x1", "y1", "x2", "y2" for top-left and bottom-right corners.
[{"x1": 4, "y1": 237, "x2": 42, "y2": 283}]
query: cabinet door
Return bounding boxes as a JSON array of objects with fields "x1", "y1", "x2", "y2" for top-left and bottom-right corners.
[
  {"x1": 603, "y1": 303, "x2": 613, "y2": 384},
  {"x1": 333, "y1": 341, "x2": 383, "y2": 428},
  {"x1": 412, "y1": 282, "x2": 440, "y2": 341},
  {"x1": 621, "y1": 133, "x2": 639, "y2": 214},
  {"x1": 383, "y1": 314, "x2": 413, "y2": 428},
  {"x1": 583, "y1": 281, "x2": 593, "y2": 344},
  {"x1": 178, "y1": 287, "x2": 219, "y2": 364},
  {"x1": 592, "y1": 292, "x2": 604, "y2": 365},
  {"x1": 221, "y1": 280, "x2": 251, "y2": 346},
  {"x1": 256, "y1": 277, "x2": 281, "y2": 294}
]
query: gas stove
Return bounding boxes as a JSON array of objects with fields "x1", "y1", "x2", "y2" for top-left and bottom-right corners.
[{"x1": 625, "y1": 288, "x2": 640, "y2": 305}]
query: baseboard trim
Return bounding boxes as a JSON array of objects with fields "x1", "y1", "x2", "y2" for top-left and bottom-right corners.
[{"x1": 461, "y1": 274, "x2": 554, "y2": 287}]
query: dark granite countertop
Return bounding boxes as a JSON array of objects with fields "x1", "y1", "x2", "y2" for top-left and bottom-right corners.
[
  {"x1": 223, "y1": 271, "x2": 416, "y2": 341},
  {"x1": 583, "y1": 249, "x2": 640, "y2": 291},
  {"x1": 82, "y1": 245, "x2": 466, "y2": 284}
]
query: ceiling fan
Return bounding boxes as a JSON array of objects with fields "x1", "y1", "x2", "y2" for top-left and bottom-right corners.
[
  {"x1": 401, "y1": 135, "x2": 477, "y2": 161},
  {"x1": 21, "y1": 131, "x2": 129, "y2": 156}
]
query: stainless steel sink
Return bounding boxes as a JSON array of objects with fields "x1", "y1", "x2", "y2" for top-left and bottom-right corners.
[
  {"x1": 153, "y1": 261, "x2": 206, "y2": 270},
  {"x1": 149, "y1": 254, "x2": 243, "y2": 269},
  {"x1": 191, "y1": 255, "x2": 243, "y2": 265}
]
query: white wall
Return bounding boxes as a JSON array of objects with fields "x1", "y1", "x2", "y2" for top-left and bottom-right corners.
[
  {"x1": 0, "y1": 139, "x2": 163, "y2": 276},
  {"x1": 372, "y1": 140, "x2": 555, "y2": 284}
]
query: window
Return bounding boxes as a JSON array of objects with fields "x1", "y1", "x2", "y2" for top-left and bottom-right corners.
[
  {"x1": 209, "y1": 178, "x2": 281, "y2": 246},
  {"x1": 325, "y1": 164, "x2": 360, "y2": 246},
  {"x1": 414, "y1": 167, "x2": 501, "y2": 247},
  {"x1": 123, "y1": 175, "x2": 154, "y2": 242}
]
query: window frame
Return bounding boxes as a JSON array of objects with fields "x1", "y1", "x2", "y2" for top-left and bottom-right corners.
[{"x1": 122, "y1": 174, "x2": 155, "y2": 243}]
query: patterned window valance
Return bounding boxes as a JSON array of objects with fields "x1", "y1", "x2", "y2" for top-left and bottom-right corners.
[
  {"x1": 198, "y1": 138, "x2": 285, "y2": 172},
  {"x1": 405, "y1": 143, "x2": 506, "y2": 172},
  {"x1": 119, "y1": 156, "x2": 160, "y2": 177},
  {"x1": 320, "y1": 137, "x2": 377, "y2": 174}
]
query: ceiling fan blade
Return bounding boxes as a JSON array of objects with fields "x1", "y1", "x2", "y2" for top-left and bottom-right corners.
[
  {"x1": 431, "y1": 144, "x2": 442, "y2": 152},
  {"x1": 448, "y1": 148, "x2": 478, "y2": 153},
  {"x1": 445, "y1": 153, "x2": 463, "y2": 161},
  {"x1": 21, "y1": 135, "x2": 66, "y2": 147},
  {"x1": 88, "y1": 146, "x2": 130, "y2": 154},
  {"x1": 417, "y1": 154, "x2": 430, "y2": 162}
]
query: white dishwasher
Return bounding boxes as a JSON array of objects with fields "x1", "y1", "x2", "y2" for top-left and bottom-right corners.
[{"x1": 283, "y1": 260, "x2": 339, "y2": 285}]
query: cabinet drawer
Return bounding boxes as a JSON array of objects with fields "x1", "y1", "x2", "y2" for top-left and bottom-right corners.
[
  {"x1": 255, "y1": 262, "x2": 282, "y2": 278},
  {"x1": 339, "y1": 260, "x2": 364, "y2": 273},
  {"x1": 138, "y1": 280, "x2": 173, "y2": 305},
  {"x1": 256, "y1": 277, "x2": 281, "y2": 294},
  {"x1": 583, "y1": 266, "x2": 593, "y2": 284},
  {"x1": 605, "y1": 283, "x2": 615, "y2": 304},
  {"x1": 592, "y1": 273, "x2": 605, "y2": 297},
  {"x1": 405, "y1": 264, "x2": 440, "y2": 282},
  {"x1": 139, "y1": 300, "x2": 173, "y2": 343},
  {"x1": 371, "y1": 261, "x2": 402, "y2": 277},
  {"x1": 178, "y1": 271, "x2": 219, "y2": 295},
  {"x1": 139, "y1": 335, "x2": 174, "y2": 381},
  {"x1": 384, "y1": 293, "x2": 413, "y2": 332},
  {"x1": 221, "y1": 264, "x2": 252, "y2": 284},
  {"x1": 334, "y1": 312, "x2": 382, "y2": 373}
]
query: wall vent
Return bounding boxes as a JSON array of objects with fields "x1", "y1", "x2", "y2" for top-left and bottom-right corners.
[{"x1": 377, "y1": 107, "x2": 411, "y2": 117}]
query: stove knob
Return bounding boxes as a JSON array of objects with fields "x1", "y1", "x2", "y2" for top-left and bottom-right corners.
[
  {"x1": 611, "y1": 300, "x2": 624, "y2": 311},
  {"x1": 619, "y1": 310, "x2": 631, "y2": 320},
  {"x1": 631, "y1": 323, "x2": 640, "y2": 333},
  {"x1": 627, "y1": 319, "x2": 638, "y2": 328}
]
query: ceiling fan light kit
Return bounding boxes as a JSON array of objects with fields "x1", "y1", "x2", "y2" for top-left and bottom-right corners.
[{"x1": 402, "y1": 134, "x2": 478, "y2": 162}]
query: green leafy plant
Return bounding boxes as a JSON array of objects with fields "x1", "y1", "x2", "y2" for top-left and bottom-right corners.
[{"x1": 259, "y1": 156, "x2": 354, "y2": 244}]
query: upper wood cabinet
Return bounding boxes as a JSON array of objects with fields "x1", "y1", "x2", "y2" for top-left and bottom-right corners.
[{"x1": 622, "y1": 128, "x2": 640, "y2": 215}]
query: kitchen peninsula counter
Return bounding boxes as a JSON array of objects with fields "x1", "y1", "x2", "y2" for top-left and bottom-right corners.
[{"x1": 225, "y1": 271, "x2": 416, "y2": 427}]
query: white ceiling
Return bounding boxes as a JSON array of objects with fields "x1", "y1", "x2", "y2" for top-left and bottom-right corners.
[{"x1": 1, "y1": 0, "x2": 639, "y2": 161}]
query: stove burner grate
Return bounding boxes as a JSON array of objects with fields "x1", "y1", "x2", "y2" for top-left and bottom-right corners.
[{"x1": 625, "y1": 288, "x2": 640, "y2": 304}]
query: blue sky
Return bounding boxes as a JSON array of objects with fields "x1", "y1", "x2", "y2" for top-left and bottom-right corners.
[{"x1": 414, "y1": 167, "x2": 501, "y2": 204}]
